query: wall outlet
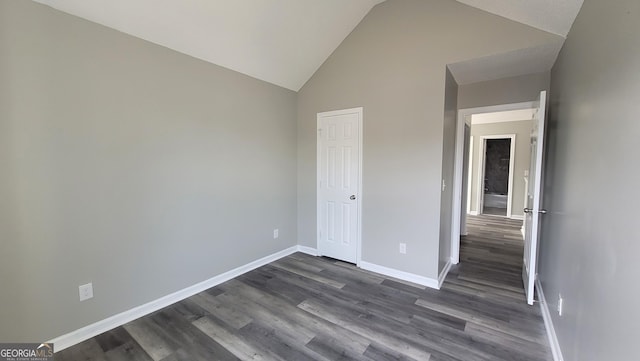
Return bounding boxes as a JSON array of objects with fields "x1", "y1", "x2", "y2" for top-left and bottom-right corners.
[
  {"x1": 79, "y1": 283, "x2": 93, "y2": 302},
  {"x1": 557, "y1": 294, "x2": 563, "y2": 316},
  {"x1": 399, "y1": 243, "x2": 407, "y2": 254},
  {"x1": 273, "y1": 229, "x2": 279, "y2": 239}
]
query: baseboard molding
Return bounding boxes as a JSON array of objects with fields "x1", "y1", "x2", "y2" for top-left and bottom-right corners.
[
  {"x1": 297, "y1": 248, "x2": 442, "y2": 290},
  {"x1": 296, "y1": 245, "x2": 318, "y2": 256},
  {"x1": 469, "y1": 210, "x2": 479, "y2": 216},
  {"x1": 48, "y1": 246, "x2": 299, "y2": 352},
  {"x1": 510, "y1": 214, "x2": 525, "y2": 220},
  {"x1": 536, "y1": 279, "x2": 564, "y2": 361},
  {"x1": 359, "y1": 261, "x2": 439, "y2": 289},
  {"x1": 438, "y1": 260, "x2": 452, "y2": 289}
]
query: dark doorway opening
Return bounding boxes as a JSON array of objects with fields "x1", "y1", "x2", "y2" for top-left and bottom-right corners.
[{"x1": 482, "y1": 138, "x2": 511, "y2": 216}]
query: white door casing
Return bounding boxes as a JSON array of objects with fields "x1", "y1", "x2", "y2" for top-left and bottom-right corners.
[
  {"x1": 317, "y1": 108, "x2": 362, "y2": 264},
  {"x1": 451, "y1": 102, "x2": 535, "y2": 264},
  {"x1": 522, "y1": 90, "x2": 548, "y2": 305},
  {"x1": 477, "y1": 134, "x2": 516, "y2": 217}
]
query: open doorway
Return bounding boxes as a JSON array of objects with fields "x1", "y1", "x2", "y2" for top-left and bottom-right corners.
[
  {"x1": 483, "y1": 138, "x2": 511, "y2": 216},
  {"x1": 450, "y1": 102, "x2": 535, "y2": 264},
  {"x1": 449, "y1": 92, "x2": 548, "y2": 306},
  {"x1": 478, "y1": 136, "x2": 515, "y2": 217}
]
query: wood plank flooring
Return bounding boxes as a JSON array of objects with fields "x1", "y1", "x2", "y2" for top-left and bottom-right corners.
[{"x1": 55, "y1": 215, "x2": 551, "y2": 360}]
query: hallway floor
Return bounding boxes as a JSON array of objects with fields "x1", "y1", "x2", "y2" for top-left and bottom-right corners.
[{"x1": 55, "y1": 215, "x2": 551, "y2": 360}]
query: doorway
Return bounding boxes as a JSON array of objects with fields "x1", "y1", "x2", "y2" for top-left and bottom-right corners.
[
  {"x1": 478, "y1": 135, "x2": 516, "y2": 217},
  {"x1": 450, "y1": 101, "x2": 535, "y2": 264},
  {"x1": 316, "y1": 107, "x2": 363, "y2": 264},
  {"x1": 450, "y1": 91, "x2": 547, "y2": 306}
]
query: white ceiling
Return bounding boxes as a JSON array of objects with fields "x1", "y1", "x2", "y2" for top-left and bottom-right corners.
[
  {"x1": 449, "y1": 0, "x2": 583, "y2": 84},
  {"x1": 448, "y1": 40, "x2": 566, "y2": 85},
  {"x1": 456, "y1": 0, "x2": 584, "y2": 37},
  {"x1": 33, "y1": 0, "x2": 385, "y2": 91},
  {"x1": 32, "y1": 0, "x2": 583, "y2": 91}
]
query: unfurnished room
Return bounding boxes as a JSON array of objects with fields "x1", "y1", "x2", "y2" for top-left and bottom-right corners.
[{"x1": 1, "y1": 1, "x2": 638, "y2": 360}]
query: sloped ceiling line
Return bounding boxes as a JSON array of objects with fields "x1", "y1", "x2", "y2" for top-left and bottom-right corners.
[{"x1": 31, "y1": 0, "x2": 583, "y2": 90}]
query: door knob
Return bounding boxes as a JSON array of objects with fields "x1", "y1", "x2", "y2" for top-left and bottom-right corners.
[
  {"x1": 350, "y1": 195, "x2": 356, "y2": 200},
  {"x1": 524, "y1": 208, "x2": 547, "y2": 214}
]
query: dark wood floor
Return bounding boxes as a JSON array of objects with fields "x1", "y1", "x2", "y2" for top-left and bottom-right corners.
[
  {"x1": 481, "y1": 206, "x2": 507, "y2": 216},
  {"x1": 56, "y1": 215, "x2": 551, "y2": 360}
]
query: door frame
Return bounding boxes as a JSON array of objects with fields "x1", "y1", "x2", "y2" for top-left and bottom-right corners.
[
  {"x1": 450, "y1": 102, "x2": 534, "y2": 264},
  {"x1": 316, "y1": 107, "x2": 363, "y2": 265},
  {"x1": 476, "y1": 134, "x2": 516, "y2": 217}
]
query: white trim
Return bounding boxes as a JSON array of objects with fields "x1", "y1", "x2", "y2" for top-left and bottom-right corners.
[
  {"x1": 438, "y1": 260, "x2": 452, "y2": 288},
  {"x1": 316, "y1": 107, "x2": 363, "y2": 265},
  {"x1": 48, "y1": 246, "x2": 299, "y2": 352},
  {"x1": 451, "y1": 102, "x2": 537, "y2": 271},
  {"x1": 459, "y1": 126, "x2": 471, "y2": 239},
  {"x1": 536, "y1": 280, "x2": 564, "y2": 361},
  {"x1": 359, "y1": 261, "x2": 439, "y2": 289},
  {"x1": 476, "y1": 134, "x2": 516, "y2": 218},
  {"x1": 469, "y1": 210, "x2": 479, "y2": 216},
  {"x1": 460, "y1": 102, "x2": 536, "y2": 117},
  {"x1": 296, "y1": 247, "x2": 447, "y2": 289},
  {"x1": 296, "y1": 245, "x2": 319, "y2": 256},
  {"x1": 510, "y1": 214, "x2": 525, "y2": 221},
  {"x1": 451, "y1": 118, "x2": 464, "y2": 264},
  {"x1": 471, "y1": 109, "x2": 536, "y2": 125},
  {"x1": 466, "y1": 135, "x2": 474, "y2": 215},
  {"x1": 476, "y1": 140, "x2": 486, "y2": 215}
]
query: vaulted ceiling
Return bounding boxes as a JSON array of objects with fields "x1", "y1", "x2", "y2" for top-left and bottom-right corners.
[{"x1": 32, "y1": 0, "x2": 584, "y2": 90}]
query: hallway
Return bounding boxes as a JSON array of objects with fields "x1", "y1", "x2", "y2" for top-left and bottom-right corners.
[
  {"x1": 457, "y1": 215, "x2": 528, "y2": 293},
  {"x1": 446, "y1": 214, "x2": 551, "y2": 359}
]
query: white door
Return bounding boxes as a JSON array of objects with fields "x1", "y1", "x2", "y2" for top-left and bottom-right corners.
[
  {"x1": 522, "y1": 91, "x2": 548, "y2": 305},
  {"x1": 317, "y1": 108, "x2": 362, "y2": 264}
]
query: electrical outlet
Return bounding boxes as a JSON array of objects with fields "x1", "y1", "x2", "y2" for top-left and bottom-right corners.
[
  {"x1": 79, "y1": 283, "x2": 93, "y2": 302},
  {"x1": 557, "y1": 294, "x2": 563, "y2": 316},
  {"x1": 273, "y1": 229, "x2": 279, "y2": 239},
  {"x1": 399, "y1": 243, "x2": 407, "y2": 254}
]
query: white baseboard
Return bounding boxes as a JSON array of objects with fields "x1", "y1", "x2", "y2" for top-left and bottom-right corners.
[
  {"x1": 469, "y1": 210, "x2": 479, "y2": 216},
  {"x1": 536, "y1": 279, "x2": 564, "y2": 361},
  {"x1": 510, "y1": 214, "x2": 525, "y2": 220},
  {"x1": 359, "y1": 261, "x2": 439, "y2": 289},
  {"x1": 49, "y1": 246, "x2": 299, "y2": 352},
  {"x1": 296, "y1": 245, "x2": 318, "y2": 256},
  {"x1": 438, "y1": 260, "x2": 452, "y2": 289},
  {"x1": 297, "y1": 248, "x2": 443, "y2": 290}
]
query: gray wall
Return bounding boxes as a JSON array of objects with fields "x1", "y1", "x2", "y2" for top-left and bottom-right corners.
[
  {"x1": 297, "y1": 0, "x2": 564, "y2": 279},
  {"x1": 0, "y1": 1, "x2": 297, "y2": 342},
  {"x1": 469, "y1": 120, "x2": 533, "y2": 217},
  {"x1": 539, "y1": 0, "x2": 640, "y2": 360},
  {"x1": 458, "y1": 72, "x2": 550, "y2": 109},
  {"x1": 438, "y1": 68, "x2": 458, "y2": 273}
]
